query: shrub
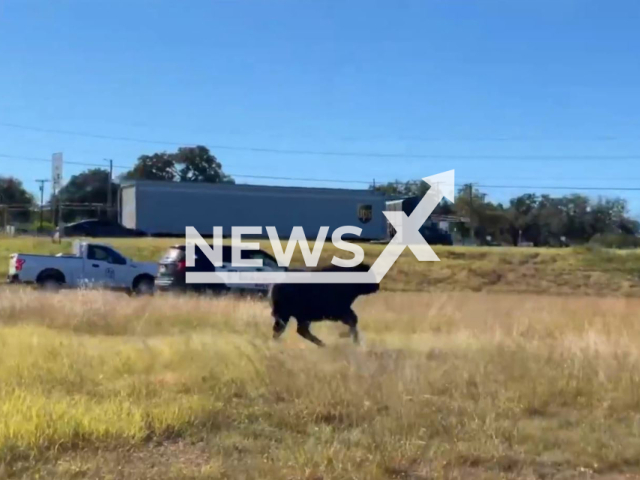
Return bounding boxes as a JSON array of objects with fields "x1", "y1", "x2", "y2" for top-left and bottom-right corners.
[{"x1": 589, "y1": 233, "x2": 640, "y2": 249}]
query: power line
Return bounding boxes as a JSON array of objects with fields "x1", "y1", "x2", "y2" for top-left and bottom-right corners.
[
  {"x1": 474, "y1": 184, "x2": 640, "y2": 191},
  {"x1": 2, "y1": 121, "x2": 640, "y2": 160},
  {"x1": 0, "y1": 153, "x2": 112, "y2": 169},
  {"x1": 223, "y1": 173, "x2": 372, "y2": 185},
  {"x1": 2, "y1": 120, "x2": 629, "y2": 144},
  {"x1": 3, "y1": 152, "x2": 640, "y2": 192},
  {"x1": 0, "y1": 153, "x2": 371, "y2": 183}
]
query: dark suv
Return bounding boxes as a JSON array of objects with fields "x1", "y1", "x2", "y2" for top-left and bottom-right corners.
[
  {"x1": 55, "y1": 219, "x2": 148, "y2": 238},
  {"x1": 155, "y1": 244, "x2": 283, "y2": 295},
  {"x1": 420, "y1": 225, "x2": 454, "y2": 246}
]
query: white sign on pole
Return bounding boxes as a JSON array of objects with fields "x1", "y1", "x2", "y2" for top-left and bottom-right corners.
[{"x1": 52, "y1": 153, "x2": 63, "y2": 191}]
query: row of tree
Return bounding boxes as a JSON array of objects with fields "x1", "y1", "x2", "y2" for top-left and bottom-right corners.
[
  {"x1": 0, "y1": 146, "x2": 233, "y2": 224},
  {"x1": 1, "y1": 145, "x2": 638, "y2": 246},
  {"x1": 372, "y1": 180, "x2": 640, "y2": 246},
  {"x1": 58, "y1": 145, "x2": 233, "y2": 207}
]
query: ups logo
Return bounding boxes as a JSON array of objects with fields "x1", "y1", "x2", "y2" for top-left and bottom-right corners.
[{"x1": 358, "y1": 204, "x2": 373, "y2": 224}]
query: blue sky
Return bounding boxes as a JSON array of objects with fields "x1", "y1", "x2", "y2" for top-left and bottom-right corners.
[{"x1": 1, "y1": 0, "x2": 640, "y2": 214}]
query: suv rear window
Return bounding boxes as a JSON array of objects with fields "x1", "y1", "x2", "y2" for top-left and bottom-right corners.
[
  {"x1": 165, "y1": 245, "x2": 234, "y2": 264},
  {"x1": 161, "y1": 245, "x2": 275, "y2": 266},
  {"x1": 162, "y1": 247, "x2": 185, "y2": 262}
]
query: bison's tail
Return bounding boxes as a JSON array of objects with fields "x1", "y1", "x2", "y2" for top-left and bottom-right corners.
[{"x1": 268, "y1": 284, "x2": 286, "y2": 318}]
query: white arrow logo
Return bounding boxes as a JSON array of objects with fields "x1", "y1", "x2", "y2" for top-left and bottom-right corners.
[
  {"x1": 370, "y1": 169, "x2": 455, "y2": 281},
  {"x1": 185, "y1": 170, "x2": 454, "y2": 284}
]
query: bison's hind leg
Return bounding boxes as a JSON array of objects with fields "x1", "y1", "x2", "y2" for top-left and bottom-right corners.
[{"x1": 296, "y1": 320, "x2": 325, "y2": 347}]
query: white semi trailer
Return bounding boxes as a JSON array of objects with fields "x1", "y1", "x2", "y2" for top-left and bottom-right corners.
[{"x1": 118, "y1": 180, "x2": 390, "y2": 240}]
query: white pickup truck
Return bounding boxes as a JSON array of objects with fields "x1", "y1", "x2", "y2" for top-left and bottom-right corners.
[{"x1": 7, "y1": 240, "x2": 158, "y2": 295}]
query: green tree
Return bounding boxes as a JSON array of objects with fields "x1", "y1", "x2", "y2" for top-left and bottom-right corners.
[
  {"x1": 557, "y1": 194, "x2": 591, "y2": 243},
  {"x1": 57, "y1": 168, "x2": 118, "y2": 222},
  {"x1": 123, "y1": 145, "x2": 234, "y2": 183},
  {"x1": 371, "y1": 179, "x2": 430, "y2": 197},
  {"x1": 371, "y1": 178, "x2": 455, "y2": 216},
  {"x1": 0, "y1": 177, "x2": 35, "y2": 205},
  {"x1": 0, "y1": 176, "x2": 35, "y2": 223},
  {"x1": 59, "y1": 168, "x2": 117, "y2": 204},
  {"x1": 175, "y1": 146, "x2": 234, "y2": 183},
  {"x1": 373, "y1": 180, "x2": 640, "y2": 246},
  {"x1": 535, "y1": 195, "x2": 567, "y2": 246},
  {"x1": 588, "y1": 197, "x2": 627, "y2": 235},
  {"x1": 370, "y1": 179, "x2": 405, "y2": 196},
  {"x1": 507, "y1": 194, "x2": 540, "y2": 245},
  {"x1": 454, "y1": 184, "x2": 510, "y2": 244},
  {"x1": 454, "y1": 184, "x2": 486, "y2": 222},
  {"x1": 504, "y1": 194, "x2": 638, "y2": 246},
  {"x1": 618, "y1": 215, "x2": 640, "y2": 236},
  {"x1": 122, "y1": 153, "x2": 177, "y2": 181}
]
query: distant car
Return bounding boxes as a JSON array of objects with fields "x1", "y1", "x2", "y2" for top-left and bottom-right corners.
[
  {"x1": 55, "y1": 219, "x2": 148, "y2": 238},
  {"x1": 155, "y1": 244, "x2": 286, "y2": 296}
]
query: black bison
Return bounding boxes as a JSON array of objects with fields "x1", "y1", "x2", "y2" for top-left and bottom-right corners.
[{"x1": 268, "y1": 263, "x2": 380, "y2": 347}]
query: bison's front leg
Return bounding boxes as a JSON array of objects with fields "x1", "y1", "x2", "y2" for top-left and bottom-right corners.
[
  {"x1": 296, "y1": 320, "x2": 325, "y2": 347},
  {"x1": 272, "y1": 316, "x2": 289, "y2": 340}
]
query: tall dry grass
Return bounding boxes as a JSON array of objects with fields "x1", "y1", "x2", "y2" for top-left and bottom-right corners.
[{"x1": 2, "y1": 288, "x2": 640, "y2": 478}]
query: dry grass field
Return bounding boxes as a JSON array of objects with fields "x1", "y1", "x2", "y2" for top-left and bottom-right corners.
[{"x1": 2, "y1": 286, "x2": 640, "y2": 479}]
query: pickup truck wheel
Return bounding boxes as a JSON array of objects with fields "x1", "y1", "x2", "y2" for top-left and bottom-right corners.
[
  {"x1": 36, "y1": 270, "x2": 65, "y2": 292},
  {"x1": 39, "y1": 277, "x2": 62, "y2": 292},
  {"x1": 132, "y1": 276, "x2": 155, "y2": 296}
]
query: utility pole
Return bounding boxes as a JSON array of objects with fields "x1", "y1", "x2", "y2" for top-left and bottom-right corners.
[
  {"x1": 35, "y1": 179, "x2": 49, "y2": 233},
  {"x1": 51, "y1": 184, "x2": 59, "y2": 228},
  {"x1": 51, "y1": 151, "x2": 64, "y2": 230},
  {"x1": 51, "y1": 186, "x2": 57, "y2": 228},
  {"x1": 468, "y1": 183, "x2": 474, "y2": 245},
  {"x1": 106, "y1": 159, "x2": 113, "y2": 220}
]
